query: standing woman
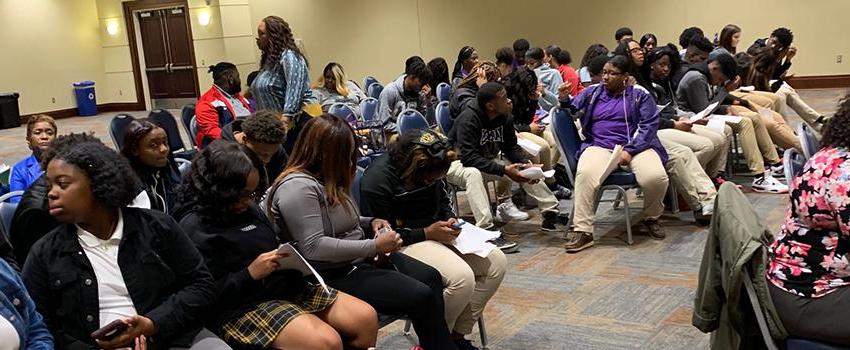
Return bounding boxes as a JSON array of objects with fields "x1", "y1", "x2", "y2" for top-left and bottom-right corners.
[
  {"x1": 252, "y1": 16, "x2": 314, "y2": 153},
  {"x1": 9, "y1": 115, "x2": 57, "y2": 200},
  {"x1": 120, "y1": 119, "x2": 181, "y2": 214},
  {"x1": 451, "y1": 46, "x2": 479, "y2": 88}
]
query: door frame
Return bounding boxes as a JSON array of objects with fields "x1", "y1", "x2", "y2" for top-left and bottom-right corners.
[{"x1": 123, "y1": 0, "x2": 201, "y2": 110}]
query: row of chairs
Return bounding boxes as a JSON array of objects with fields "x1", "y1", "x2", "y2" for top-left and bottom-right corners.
[
  {"x1": 361, "y1": 75, "x2": 451, "y2": 104},
  {"x1": 108, "y1": 110, "x2": 194, "y2": 177}
]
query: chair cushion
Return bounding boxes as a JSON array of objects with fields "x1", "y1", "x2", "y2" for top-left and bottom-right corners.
[
  {"x1": 602, "y1": 170, "x2": 637, "y2": 186},
  {"x1": 786, "y1": 337, "x2": 850, "y2": 350}
]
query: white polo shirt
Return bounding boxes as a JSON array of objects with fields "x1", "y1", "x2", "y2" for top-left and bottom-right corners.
[{"x1": 76, "y1": 212, "x2": 138, "y2": 327}]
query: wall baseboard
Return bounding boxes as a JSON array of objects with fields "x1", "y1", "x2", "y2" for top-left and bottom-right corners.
[
  {"x1": 787, "y1": 74, "x2": 850, "y2": 89},
  {"x1": 20, "y1": 102, "x2": 145, "y2": 123}
]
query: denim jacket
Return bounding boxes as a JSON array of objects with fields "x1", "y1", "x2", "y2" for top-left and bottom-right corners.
[
  {"x1": 22, "y1": 208, "x2": 216, "y2": 349},
  {"x1": 0, "y1": 258, "x2": 53, "y2": 349}
]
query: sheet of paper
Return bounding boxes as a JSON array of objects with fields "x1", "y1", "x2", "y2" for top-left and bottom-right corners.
[
  {"x1": 517, "y1": 136, "x2": 542, "y2": 156},
  {"x1": 707, "y1": 119, "x2": 727, "y2": 133},
  {"x1": 452, "y1": 220, "x2": 500, "y2": 258},
  {"x1": 518, "y1": 166, "x2": 555, "y2": 180},
  {"x1": 689, "y1": 101, "x2": 720, "y2": 121},
  {"x1": 737, "y1": 86, "x2": 755, "y2": 92},
  {"x1": 277, "y1": 243, "x2": 330, "y2": 293},
  {"x1": 709, "y1": 114, "x2": 742, "y2": 124},
  {"x1": 656, "y1": 102, "x2": 671, "y2": 113},
  {"x1": 537, "y1": 114, "x2": 551, "y2": 125},
  {"x1": 601, "y1": 144, "x2": 624, "y2": 181}
]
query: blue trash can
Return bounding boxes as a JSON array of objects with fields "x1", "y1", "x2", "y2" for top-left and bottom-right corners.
[{"x1": 73, "y1": 80, "x2": 97, "y2": 116}]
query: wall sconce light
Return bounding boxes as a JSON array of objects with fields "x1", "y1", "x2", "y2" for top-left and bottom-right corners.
[
  {"x1": 106, "y1": 20, "x2": 119, "y2": 36},
  {"x1": 198, "y1": 11, "x2": 211, "y2": 26}
]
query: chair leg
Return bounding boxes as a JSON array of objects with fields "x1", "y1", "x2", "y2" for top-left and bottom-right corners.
[
  {"x1": 403, "y1": 319, "x2": 412, "y2": 336},
  {"x1": 622, "y1": 188, "x2": 633, "y2": 245},
  {"x1": 478, "y1": 317, "x2": 488, "y2": 349},
  {"x1": 669, "y1": 185, "x2": 679, "y2": 214},
  {"x1": 612, "y1": 191, "x2": 624, "y2": 210},
  {"x1": 451, "y1": 189, "x2": 460, "y2": 216}
]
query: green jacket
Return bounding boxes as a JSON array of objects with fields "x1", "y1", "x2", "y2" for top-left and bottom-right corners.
[{"x1": 693, "y1": 183, "x2": 788, "y2": 349}]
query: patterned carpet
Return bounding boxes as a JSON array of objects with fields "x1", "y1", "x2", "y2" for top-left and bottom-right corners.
[{"x1": 0, "y1": 89, "x2": 847, "y2": 349}]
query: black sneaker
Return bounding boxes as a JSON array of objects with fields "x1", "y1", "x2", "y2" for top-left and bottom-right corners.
[
  {"x1": 488, "y1": 236, "x2": 518, "y2": 253},
  {"x1": 453, "y1": 338, "x2": 480, "y2": 350},
  {"x1": 642, "y1": 219, "x2": 665, "y2": 240},
  {"x1": 564, "y1": 231, "x2": 594, "y2": 253},
  {"x1": 548, "y1": 184, "x2": 573, "y2": 200},
  {"x1": 541, "y1": 211, "x2": 567, "y2": 232}
]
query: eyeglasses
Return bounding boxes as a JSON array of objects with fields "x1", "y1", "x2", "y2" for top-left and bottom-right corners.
[{"x1": 602, "y1": 70, "x2": 624, "y2": 77}]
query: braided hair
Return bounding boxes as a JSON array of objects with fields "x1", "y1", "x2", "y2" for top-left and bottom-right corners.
[{"x1": 260, "y1": 16, "x2": 307, "y2": 68}]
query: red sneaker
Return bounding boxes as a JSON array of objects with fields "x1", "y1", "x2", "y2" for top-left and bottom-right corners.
[{"x1": 714, "y1": 174, "x2": 742, "y2": 190}]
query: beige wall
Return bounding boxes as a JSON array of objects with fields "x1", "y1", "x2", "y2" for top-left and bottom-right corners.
[
  {"x1": 249, "y1": 0, "x2": 849, "y2": 86},
  {"x1": 0, "y1": 0, "x2": 106, "y2": 115}
]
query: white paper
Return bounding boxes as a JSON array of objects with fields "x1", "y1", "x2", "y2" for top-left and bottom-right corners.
[
  {"x1": 537, "y1": 114, "x2": 551, "y2": 125},
  {"x1": 518, "y1": 166, "x2": 555, "y2": 180},
  {"x1": 128, "y1": 191, "x2": 152, "y2": 209},
  {"x1": 709, "y1": 114, "x2": 742, "y2": 124},
  {"x1": 689, "y1": 101, "x2": 720, "y2": 121},
  {"x1": 517, "y1": 137, "x2": 542, "y2": 156},
  {"x1": 277, "y1": 243, "x2": 330, "y2": 293},
  {"x1": 601, "y1": 145, "x2": 624, "y2": 180},
  {"x1": 738, "y1": 86, "x2": 755, "y2": 92},
  {"x1": 707, "y1": 119, "x2": 727, "y2": 133},
  {"x1": 656, "y1": 102, "x2": 671, "y2": 113},
  {"x1": 452, "y1": 220, "x2": 500, "y2": 258}
]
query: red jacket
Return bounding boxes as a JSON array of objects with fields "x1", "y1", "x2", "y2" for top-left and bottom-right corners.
[
  {"x1": 195, "y1": 86, "x2": 252, "y2": 148},
  {"x1": 558, "y1": 64, "x2": 585, "y2": 97}
]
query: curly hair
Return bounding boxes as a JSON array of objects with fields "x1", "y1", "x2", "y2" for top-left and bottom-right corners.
[
  {"x1": 260, "y1": 16, "x2": 306, "y2": 68},
  {"x1": 495, "y1": 47, "x2": 514, "y2": 66},
  {"x1": 503, "y1": 67, "x2": 538, "y2": 122},
  {"x1": 580, "y1": 44, "x2": 608, "y2": 68},
  {"x1": 178, "y1": 140, "x2": 262, "y2": 225},
  {"x1": 243, "y1": 110, "x2": 286, "y2": 144},
  {"x1": 26, "y1": 114, "x2": 57, "y2": 139},
  {"x1": 679, "y1": 27, "x2": 704, "y2": 48},
  {"x1": 771, "y1": 27, "x2": 794, "y2": 48},
  {"x1": 42, "y1": 133, "x2": 140, "y2": 209},
  {"x1": 822, "y1": 95, "x2": 850, "y2": 149}
]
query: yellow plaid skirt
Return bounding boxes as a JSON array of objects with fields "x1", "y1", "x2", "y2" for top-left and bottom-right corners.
[{"x1": 220, "y1": 284, "x2": 338, "y2": 347}]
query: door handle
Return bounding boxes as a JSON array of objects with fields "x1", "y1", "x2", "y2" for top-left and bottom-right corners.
[
  {"x1": 146, "y1": 67, "x2": 167, "y2": 72},
  {"x1": 170, "y1": 65, "x2": 194, "y2": 71}
]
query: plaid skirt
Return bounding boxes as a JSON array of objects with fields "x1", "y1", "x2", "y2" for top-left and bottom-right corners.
[{"x1": 220, "y1": 284, "x2": 338, "y2": 347}]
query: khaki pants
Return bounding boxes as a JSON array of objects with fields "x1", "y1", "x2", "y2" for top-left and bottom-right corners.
[
  {"x1": 657, "y1": 124, "x2": 730, "y2": 177},
  {"x1": 737, "y1": 97, "x2": 801, "y2": 151},
  {"x1": 728, "y1": 105, "x2": 780, "y2": 173},
  {"x1": 572, "y1": 146, "x2": 668, "y2": 233},
  {"x1": 775, "y1": 82, "x2": 822, "y2": 128},
  {"x1": 659, "y1": 136, "x2": 717, "y2": 210},
  {"x1": 732, "y1": 91, "x2": 781, "y2": 111},
  {"x1": 400, "y1": 241, "x2": 507, "y2": 335},
  {"x1": 519, "y1": 131, "x2": 557, "y2": 185},
  {"x1": 446, "y1": 159, "x2": 560, "y2": 228}
]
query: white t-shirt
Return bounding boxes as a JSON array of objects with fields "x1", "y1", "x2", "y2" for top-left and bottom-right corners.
[
  {"x1": 0, "y1": 313, "x2": 20, "y2": 350},
  {"x1": 76, "y1": 212, "x2": 138, "y2": 327}
]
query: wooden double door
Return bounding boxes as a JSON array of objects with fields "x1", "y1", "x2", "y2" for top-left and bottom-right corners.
[{"x1": 137, "y1": 7, "x2": 198, "y2": 99}]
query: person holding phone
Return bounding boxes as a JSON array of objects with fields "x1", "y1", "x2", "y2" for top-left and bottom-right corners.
[
  {"x1": 21, "y1": 134, "x2": 227, "y2": 349},
  {"x1": 360, "y1": 129, "x2": 507, "y2": 350},
  {"x1": 175, "y1": 141, "x2": 377, "y2": 349}
]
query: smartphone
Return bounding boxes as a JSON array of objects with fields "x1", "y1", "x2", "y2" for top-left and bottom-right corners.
[
  {"x1": 91, "y1": 319, "x2": 129, "y2": 341},
  {"x1": 450, "y1": 220, "x2": 465, "y2": 230}
]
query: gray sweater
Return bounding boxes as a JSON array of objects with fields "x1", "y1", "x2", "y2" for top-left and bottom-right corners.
[
  {"x1": 676, "y1": 70, "x2": 715, "y2": 113},
  {"x1": 266, "y1": 172, "x2": 377, "y2": 270}
]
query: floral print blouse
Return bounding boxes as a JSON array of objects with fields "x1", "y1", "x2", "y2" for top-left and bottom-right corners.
[{"x1": 767, "y1": 146, "x2": 850, "y2": 298}]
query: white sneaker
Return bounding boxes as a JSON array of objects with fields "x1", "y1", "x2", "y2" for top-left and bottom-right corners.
[
  {"x1": 752, "y1": 174, "x2": 789, "y2": 194},
  {"x1": 769, "y1": 164, "x2": 785, "y2": 179},
  {"x1": 496, "y1": 200, "x2": 530, "y2": 222},
  {"x1": 701, "y1": 201, "x2": 714, "y2": 216}
]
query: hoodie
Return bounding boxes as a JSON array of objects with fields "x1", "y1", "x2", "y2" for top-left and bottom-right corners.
[
  {"x1": 448, "y1": 85, "x2": 478, "y2": 121},
  {"x1": 675, "y1": 62, "x2": 745, "y2": 115},
  {"x1": 533, "y1": 63, "x2": 564, "y2": 96},
  {"x1": 448, "y1": 100, "x2": 527, "y2": 176},
  {"x1": 377, "y1": 75, "x2": 431, "y2": 132}
]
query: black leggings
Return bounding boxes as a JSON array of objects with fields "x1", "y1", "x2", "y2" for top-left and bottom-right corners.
[
  {"x1": 325, "y1": 254, "x2": 456, "y2": 350},
  {"x1": 769, "y1": 282, "x2": 850, "y2": 345}
]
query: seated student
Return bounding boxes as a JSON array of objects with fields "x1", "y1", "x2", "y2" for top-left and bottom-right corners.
[
  {"x1": 639, "y1": 33, "x2": 657, "y2": 51},
  {"x1": 221, "y1": 110, "x2": 288, "y2": 189},
  {"x1": 359, "y1": 130, "x2": 506, "y2": 350},
  {"x1": 451, "y1": 46, "x2": 479, "y2": 88},
  {"x1": 585, "y1": 55, "x2": 610, "y2": 86},
  {"x1": 765, "y1": 95, "x2": 850, "y2": 345},
  {"x1": 450, "y1": 61, "x2": 501, "y2": 120},
  {"x1": 265, "y1": 115, "x2": 457, "y2": 350},
  {"x1": 494, "y1": 47, "x2": 515, "y2": 78},
  {"x1": 9, "y1": 115, "x2": 56, "y2": 201},
  {"x1": 120, "y1": 119, "x2": 181, "y2": 214},
  {"x1": 377, "y1": 60, "x2": 433, "y2": 132},
  {"x1": 22, "y1": 134, "x2": 226, "y2": 349},
  {"x1": 195, "y1": 62, "x2": 252, "y2": 148},
  {"x1": 176, "y1": 141, "x2": 377, "y2": 350},
  {"x1": 313, "y1": 62, "x2": 366, "y2": 117},
  {"x1": 511, "y1": 38, "x2": 530, "y2": 70},
  {"x1": 525, "y1": 47, "x2": 563, "y2": 96},
  {"x1": 676, "y1": 52, "x2": 789, "y2": 193},
  {"x1": 0, "y1": 257, "x2": 53, "y2": 349},
  {"x1": 562, "y1": 55, "x2": 670, "y2": 253},
  {"x1": 243, "y1": 70, "x2": 259, "y2": 111},
  {"x1": 8, "y1": 176, "x2": 58, "y2": 268},
  {"x1": 677, "y1": 27, "x2": 704, "y2": 59},
  {"x1": 429, "y1": 57, "x2": 451, "y2": 93},
  {"x1": 613, "y1": 39, "x2": 649, "y2": 88},
  {"x1": 578, "y1": 44, "x2": 609, "y2": 87},
  {"x1": 446, "y1": 83, "x2": 565, "y2": 237},
  {"x1": 551, "y1": 47, "x2": 584, "y2": 97},
  {"x1": 710, "y1": 24, "x2": 741, "y2": 59},
  {"x1": 672, "y1": 35, "x2": 713, "y2": 88},
  {"x1": 643, "y1": 45, "x2": 731, "y2": 182},
  {"x1": 614, "y1": 27, "x2": 633, "y2": 45}
]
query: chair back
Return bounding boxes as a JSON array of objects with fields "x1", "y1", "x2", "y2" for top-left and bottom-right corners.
[
  {"x1": 360, "y1": 97, "x2": 379, "y2": 122},
  {"x1": 797, "y1": 123, "x2": 820, "y2": 159},
  {"x1": 148, "y1": 109, "x2": 188, "y2": 153},
  {"x1": 548, "y1": 107, "x2": 581, "y2": 186},
  {"x1": 396, "y1": 109, "x2": 430, "y2": 137},
  {"x1": 435, "y1": 101, "x2": 452, "y2": 134},
  {"x1": 189, "y1": 116, "x2": 199, "y2": 147},
  {"x1": 367, "y1": 83, "x2": 384, "y2": 99},
  {"x1": 436, "y1": 82, "x2": 452, "y2": 102},
  {"x1": 175, "y1": 158, "x2": 192, "y2": 179},
  {"x1": 783, "y1": 148, "x2": 806, "y2": 183},
  {"x1": 180, "y1": 104, "x2": 196, "y2": 145},
  {"x1": 352, "y1": 166, "x2": 365, "y2": 208},
  {"x1": 363, "y1": 76, "x2": 379, "y2": 92},
  {"x1": 329, "y1": 103, "x2": 358, "y2": 123},
  {"x1": 0, "y1": 191, "x2": 22, "y2": 234},
  {"x1": 109, "y1": 113, "x2": 137, "y2": 150}
]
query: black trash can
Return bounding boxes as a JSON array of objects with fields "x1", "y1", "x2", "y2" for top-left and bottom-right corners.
[{"x1": 0, "y1": 93, "x2": 21, "y2": 130}]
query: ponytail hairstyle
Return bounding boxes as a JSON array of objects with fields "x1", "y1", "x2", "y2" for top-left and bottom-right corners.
[{"x1": 452, "y1": 46, "x2": 475, "y2": 81}]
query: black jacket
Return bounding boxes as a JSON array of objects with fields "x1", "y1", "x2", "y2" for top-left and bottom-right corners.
[
  {"x1": 131, "y1": 161, "x2": 180, "y2": 214},
  {"x1": 22, "y1": 208, "x2": 216, "y2": 349},
  {"x1": 448, "y1": 86, "x2": 477, "y2": 121},
  {"x1": 649, "y1": 80, "x2": 680, "y2": 130},
  {"x1": 448, "y1": 101, "x2": 528, "y2": 176},
  {"x1": 177, "y1": 204, "x2": 306, "y2": 330},
  {"x1": 359, "y1": 154, "x2": 454, "y2": 246},
  {"x1": 9, "y1": 177, "x2": 59, "y2": 266},
  {"x1": 747, "y1": 38, "x2": 792, "y2": 82},
  {"x1": 221, "y1": 120, "x2": 289, "y2": 184}
]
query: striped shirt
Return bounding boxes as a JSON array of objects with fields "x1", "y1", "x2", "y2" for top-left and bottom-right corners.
[{"x1": 252, "y1": 49, "x2": 313, "y2": 115}]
